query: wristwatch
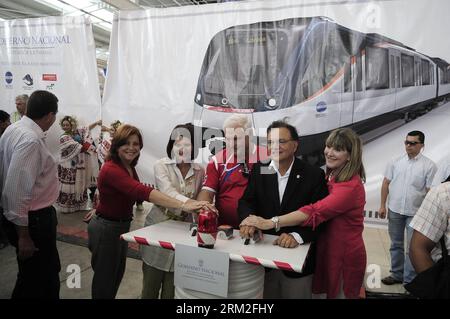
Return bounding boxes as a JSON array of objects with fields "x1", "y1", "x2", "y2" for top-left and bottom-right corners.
[{"x1": 271, "y1": 216, "x2": 280, "y2": 232}]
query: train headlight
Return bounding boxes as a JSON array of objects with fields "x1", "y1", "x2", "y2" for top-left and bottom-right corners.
[{"x1": 268, "y1": 98, "x2": 277, "y2": 107}]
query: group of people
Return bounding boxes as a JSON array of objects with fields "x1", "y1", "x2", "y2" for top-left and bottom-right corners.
[{"x1": 1, "y1": 90, "x2": 449, "y2": 300}]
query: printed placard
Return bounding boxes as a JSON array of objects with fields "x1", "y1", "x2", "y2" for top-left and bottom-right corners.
[{"x1": 175, "y1": 244, "x2": 229, "y2": 297}]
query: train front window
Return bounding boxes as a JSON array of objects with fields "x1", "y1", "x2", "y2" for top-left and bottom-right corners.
[
  {"x1": 293, "y1": 24, "x2": 348, "y2": 103},
  {"x1": 196, "y1": 18, "x2": 352, "y2": 111},
  {"x1": 197, "y1": 26, "x2": 297, "y2": 111}
]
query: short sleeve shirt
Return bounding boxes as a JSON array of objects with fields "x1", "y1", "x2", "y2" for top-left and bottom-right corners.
[
  {"x1": 385, "y1": 153, "x2": 436, "y2": 216},
  {"x1": 410, "y1": 182, "x2": 450, "y2": 262},
  {"x1": 202, "y1": 146, "x2": 267, "y2": 228}
]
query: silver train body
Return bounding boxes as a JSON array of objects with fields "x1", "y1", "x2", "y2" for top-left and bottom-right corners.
[{"x1": 193, "y1": 17, "x2": 450, "y2": 157}]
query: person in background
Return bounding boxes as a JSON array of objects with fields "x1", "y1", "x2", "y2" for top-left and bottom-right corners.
[
  {"x1": 241, "y1": 128, "x2": 367, "y2": 299},
  {"x1": 11, "y1": 94, "x2": 28, "y2": 123},
  {"x1": 379, "y1": 131, "x2": 436, "y2": 286},
  {"x1": 431, "y1": 155, "x2": 450, "y2": 187},
  {"x1": 409, "y1": 181, "x2": 450, "y2": 276},
  {"x1": 141, "y1": 123, "x2": 205, "y2": 299},
  {"x1": 196, "y1": 114, "x2": 267, "y2": 228},
  {"x1": 0, "y1": 110, "x2": 11, "y2": 136},
  {"x1": 0, "y1": 90, "x2": 60, "y2": 298},
  {"x1": 238, "y1": 120, "x2": 328, "y2": 298},
  {"x1": 0, "y1": 110, "x2": 11, "y2": 249},
  {"x1": 56, "y1": 115, "x2": 101, "y2": 213},
  {"x1": 98, "y1": 120, "x2": 122, "y2": 166},
  {"x1": 87, "y1": 124, "x2": 215, "y2": 299}
]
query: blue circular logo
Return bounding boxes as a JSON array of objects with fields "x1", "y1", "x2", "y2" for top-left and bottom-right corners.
[
  {"x1": 5, "y1": 71, "x2": 13, "y2": 84},
  {"x1": 316, "y1": 101, "x2": 327, "y2": 112}
]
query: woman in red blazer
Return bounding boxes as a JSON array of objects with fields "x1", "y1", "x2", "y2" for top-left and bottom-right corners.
[{"x1": 241, "y1": 128, "x2": 366, "y2": 299}]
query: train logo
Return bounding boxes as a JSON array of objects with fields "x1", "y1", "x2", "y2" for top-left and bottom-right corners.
[
  {"x1": 192, "y1": 16, "x2": 450, "y2": 164},
  {"x1": 316, "y1": 101, "x2": 327, "y2": 113}
]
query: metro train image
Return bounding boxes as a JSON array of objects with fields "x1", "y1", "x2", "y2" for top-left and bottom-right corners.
[{"x1": 192, "y1": 16, "x2": 450, "y2": 162}]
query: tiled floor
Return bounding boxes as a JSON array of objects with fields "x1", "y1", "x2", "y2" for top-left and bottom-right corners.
[{"x1": 0, "y1": 202, "x2": 407, "y2": 299}]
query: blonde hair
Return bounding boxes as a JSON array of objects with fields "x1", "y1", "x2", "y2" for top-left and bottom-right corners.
[
  {"x1": 60, "y1": 115, "x2": 78, "y2": 135},
  {"x1": 325, "y1": 128, "x2": 365, "y2": 183}
]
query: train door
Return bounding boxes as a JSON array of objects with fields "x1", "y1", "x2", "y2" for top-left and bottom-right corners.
[
  {"x1": 390, "y1": 51, "x2": 400, "y2": 108},
  {"x1": 339, "y1": 56, "x2": 355, "y2": 127},
  {"x1": 351, "y1": 50, "x2": 365, "y2": 123}
]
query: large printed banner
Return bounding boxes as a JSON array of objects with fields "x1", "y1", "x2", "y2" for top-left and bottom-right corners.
[
  {"x1": 103, "y1": 0, "x2": 450, "y2": 226},
  {"x1": 0, "y1": 16, "x2": 101, "y2": 155}
]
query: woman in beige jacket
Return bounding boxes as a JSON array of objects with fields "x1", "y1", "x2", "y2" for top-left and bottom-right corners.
[{"x1": 140, "y1": 123, "x2": 205, "y2": 299}]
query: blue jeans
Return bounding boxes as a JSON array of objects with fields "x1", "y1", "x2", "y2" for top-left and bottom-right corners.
[{"x1": 388, "y1": 210, "x2": 416, "y2": 284}]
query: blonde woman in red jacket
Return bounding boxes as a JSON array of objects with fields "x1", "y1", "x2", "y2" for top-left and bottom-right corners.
[{"x1": 241, "y1": 128, "x2": 366, "y2": 299}]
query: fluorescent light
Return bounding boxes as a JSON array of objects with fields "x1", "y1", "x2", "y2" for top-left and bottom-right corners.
[{"x1": 90, "y1": 9, "x2": 114, "y2": 22}]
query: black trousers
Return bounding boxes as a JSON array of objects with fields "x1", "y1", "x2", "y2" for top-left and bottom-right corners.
[{"x1": 4, "y1": 206, "x2": 61, "y2": 299}]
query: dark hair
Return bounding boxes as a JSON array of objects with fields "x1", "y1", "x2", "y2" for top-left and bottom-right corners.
[
  {"x1": 166, "y1": 123, "x2": 197, "y2": 160},
  {"x1": 407, "y1": 130, "x2": 425, "y2": 144},
  {"x1": 266, "y1": 120, "x2": 300, "y2": 141},
  {"x1": 0, "y1": 110, "x2": 10, "y2": 122},
  {"x1": 107, "y1": 124, "x2": 143, "y2": 167},
  {"x1": 26, "y1": 90, "x2": 58, "y2": 120}
]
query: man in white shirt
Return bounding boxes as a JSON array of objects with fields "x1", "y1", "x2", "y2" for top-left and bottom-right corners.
[
  {"x1": 379, "y1": 130, "x2": 437, "y2": 286},
  {"x1": 0, "y1": 90, "x2": 60, "y2": 299},
  {"x1": 0, "y1": 110, "x2": 11, "y2": 249},
  {"x1": 238, "y1": 120, "x2": 328, "y2": 298}
]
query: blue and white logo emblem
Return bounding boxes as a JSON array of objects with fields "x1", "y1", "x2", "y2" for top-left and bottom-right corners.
[{"x1": 316, "y1": 101, "x2": 327, "y2": 113}]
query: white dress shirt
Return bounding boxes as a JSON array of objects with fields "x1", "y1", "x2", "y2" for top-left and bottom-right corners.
[
  {"x1": 269, "y1": 159, "x2": 303, "y2": 244},
  {"x1": 0, "y1": 116, "x2": 59, "y2": 226},
  {"x1": 385, "y1": 153, "x2": 436, "y2": 216}
]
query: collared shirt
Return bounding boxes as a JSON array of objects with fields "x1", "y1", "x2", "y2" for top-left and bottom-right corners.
[
  {"x1": 385, "y1": 153, "x2": 436, "y2": 216},
  {"x1": 269, "y1": 159, "x2": 303, "y2": 244},
  {"x1": 410, "y1": 182, "x2": 450, "y2": 262},
  {"x1": 10, "y1": 111, "x2": 22, "y2": 123},
  {"x1": 96, "y1": 160, "x2": 153, "y2": 220},
  {"x1": 0, "y1": 116, "x2": 59, "y2": 226},
  {"x1": 141, "y1": 158, "x2": 205, "y2": 271},
  {"x1": 431, "y1": 158, "x2": 450, "y2": 186},
  {"x1": 202, "y1": 145, "x2": 268, "y2": 228},
  {"x1": 153, "y1": 157, "x2": 204, "y2": 215},
  {"x1": 269, "y1": 159, "x2": 294, "y2": 204}
]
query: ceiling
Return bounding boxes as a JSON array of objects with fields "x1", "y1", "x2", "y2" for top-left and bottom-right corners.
[{"x1": 0, "y1": 0, "x2": 237, "y2": 67}]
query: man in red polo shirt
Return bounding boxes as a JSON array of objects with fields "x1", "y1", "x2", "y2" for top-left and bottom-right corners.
[{"x1": 197, "y1": 114, "x2": 267, "y2": 228}]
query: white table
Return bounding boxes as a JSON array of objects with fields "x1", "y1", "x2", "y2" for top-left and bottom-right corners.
[{"x1": 121, "y1": 220, "x2": 311, "y2": 298}]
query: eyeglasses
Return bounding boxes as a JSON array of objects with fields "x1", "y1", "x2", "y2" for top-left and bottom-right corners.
[
  {"x1": 267, "y1": 139, "x2": 294, "y2": 147},
  {"x1": 404, "y1": 140, "x2": 421, "y2": 146}
]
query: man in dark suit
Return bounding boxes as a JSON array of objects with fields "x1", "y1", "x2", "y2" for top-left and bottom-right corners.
[{"x1": 238, "y1": 120, "x2": 328, "y2": 298}]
